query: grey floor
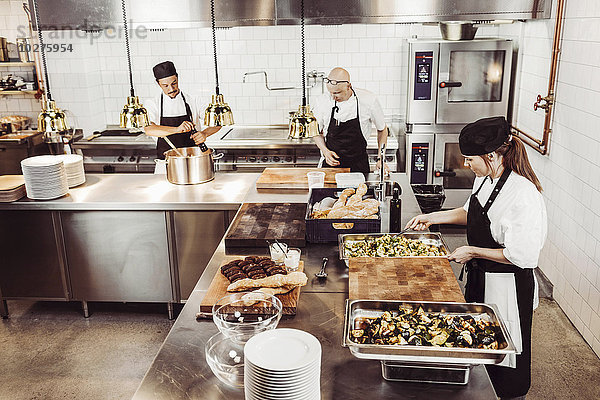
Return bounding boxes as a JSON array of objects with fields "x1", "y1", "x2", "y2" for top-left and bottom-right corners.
[{"x1": 1, "y1": 240, "x2": 599, "y2": 399}]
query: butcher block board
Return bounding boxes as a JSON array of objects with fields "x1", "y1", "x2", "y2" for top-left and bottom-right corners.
[
  {"x1": 225, "y1": 203, "x2": 307, "y2": 248},
  {"x1": 256, "y1": 167, "x2": 350, "y2": 189},
  {"x1": 199, "y1": 260, "x2": 305, "y2": 316},
  {"x1": 348, "y1": 257, "x2": 465, "y2": 302}
]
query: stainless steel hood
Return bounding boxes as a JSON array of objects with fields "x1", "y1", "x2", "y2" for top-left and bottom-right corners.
[{"x1": 30, "y1": 0, "x2": 551, "y2": 31}]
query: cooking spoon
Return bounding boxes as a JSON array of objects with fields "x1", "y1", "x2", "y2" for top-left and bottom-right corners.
[
  {"x1": 164, "y1": 136, "x2": 184, "y2": 157},
  {"x1": 315, "y1": 257, "x2": 328, "y2": 279}
]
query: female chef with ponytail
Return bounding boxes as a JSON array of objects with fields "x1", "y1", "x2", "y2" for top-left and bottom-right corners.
[{"x1": 406, "y1": 116, "x2": 547, "y2": 400}]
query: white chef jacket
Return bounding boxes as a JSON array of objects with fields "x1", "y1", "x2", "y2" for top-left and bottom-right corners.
[
  {"x1": 312, "y1": 87, "x2": 387, "y2": 140},
  {"x1": 144, "y1": 91, "x2": 205, "y2": 142},
  {"x1": 463, "y1": 171, "x2": 547, "y2": 269},
  {"x1": 464, "y1": 171, "x2": 547, "y2": 367}
]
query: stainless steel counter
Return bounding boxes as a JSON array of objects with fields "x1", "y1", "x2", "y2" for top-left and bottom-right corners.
[
  {"x1": 132, "y1": 175, "x2": 497, "y2": 400},
  {"x1": 0, "y1": 173, "x2": 257, "y2": 211}
]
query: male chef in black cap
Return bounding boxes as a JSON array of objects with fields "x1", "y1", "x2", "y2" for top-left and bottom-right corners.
[{"x1": 144, "y1": 61, "x2": 219, "y2": 158}]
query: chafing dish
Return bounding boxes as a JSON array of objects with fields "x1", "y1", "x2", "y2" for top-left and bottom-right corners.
[
  {"x1": 343, "y1": 299, "x2": 516, "y2": 365},
  {"x1": 338, "y1": 232, "x2": 450, "y2": 261}
]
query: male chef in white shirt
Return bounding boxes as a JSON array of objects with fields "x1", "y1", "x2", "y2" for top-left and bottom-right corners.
[
  {"x1": 144, "y1": 61, "x2": 219, "y2": 159},
  {"x1": 312, "y1": 67, "x2": 389, "y2": 176}
]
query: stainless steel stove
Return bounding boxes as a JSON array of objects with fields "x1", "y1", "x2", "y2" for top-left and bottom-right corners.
[
  {"x1": 205, "y1": 124, "x2": 400, "y2": 172},
  {"x1": 72, "y1": 127, "x2": 156, "y2": 173}
]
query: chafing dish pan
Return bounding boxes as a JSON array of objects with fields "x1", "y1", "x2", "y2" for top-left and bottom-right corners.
[
  {"x1": 343, "y1": 299, "x2": 516, "y2": 365},
  {"x1": 338, "y1": 232, "x2": 450, "y2": 261}
]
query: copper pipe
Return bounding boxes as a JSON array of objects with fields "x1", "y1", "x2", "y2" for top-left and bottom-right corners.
[{"x1": 512, "y1": 0, "x2": 566, "y2": 155}]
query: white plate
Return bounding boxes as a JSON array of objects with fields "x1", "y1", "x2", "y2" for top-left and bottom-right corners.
[
  {"x1": 245, "y1": 383, "x2": 319, "y2": 400},
  {"x1": 21, "y1": 156, "x2": 64, "y2": 167},
  {"x1": 244, "y1": 328, "x2": 321, "y2": 372},
  {"x1": 246, "y1": 359, "x2": 319, "y2": 376},
  {"x1": 245, "y1": 368, "x2": 320, "y2": 386}
]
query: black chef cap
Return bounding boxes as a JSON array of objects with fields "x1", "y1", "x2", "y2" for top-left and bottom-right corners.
[
  {"x1": 459, "y1": 116, "x2": 510, "y2": 156},
  {"x1": 153, "y1": 61, "x2": 177, "y2": 80}
]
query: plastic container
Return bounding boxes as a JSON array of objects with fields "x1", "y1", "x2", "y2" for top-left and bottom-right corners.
[
  {"x1": 411, "y1": 184, "x2": 446, "y2": 214},
  {"x1": 335, "y1": 172, "x2": 365, "y2": 188},
  {"x1": 305, "y1": 187, "x2": 381, "y2": 243},
  {"x1": 284, "y1": 248, "x2": 301, "y2": 271},
  {"x1": 307, "y1": 171, "x2": 325, "y2": 188}
]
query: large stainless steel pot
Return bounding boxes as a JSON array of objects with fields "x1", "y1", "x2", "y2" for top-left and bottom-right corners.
[{"x1": 163, "y1": 146, "x2": 223, "y2": 185}]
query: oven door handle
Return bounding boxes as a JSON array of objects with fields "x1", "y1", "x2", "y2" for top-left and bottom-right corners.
[
  {"x1": 435, "y1": 169, "x2": 456, "y2": 177},
  {"x1": 439, "y1": 81, "x2": 462, "y2": 88}
]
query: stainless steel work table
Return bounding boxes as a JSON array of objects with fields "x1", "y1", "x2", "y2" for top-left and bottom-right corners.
[
  {"x1": 132, "y1": 175, "x2": 497, "y2": 400},
  {"x1": 0, "y1": 173, "x2": 256, "y2": 211}
]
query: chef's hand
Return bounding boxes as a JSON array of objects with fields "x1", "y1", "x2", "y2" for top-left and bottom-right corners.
[
  {"x1": 448, "y1": 246, "x2": 475, "y2": 264},
  {"x1": 405, "y1": 214, "x2": 435, "y2": 231},
  {"x1": 176, "y1": 121, "x2": 195, "y2": 134},
  {"x1": 375, "y1": 159, "x2": 391, "y2": 176},
  {"x1": 323, "y1": 149, "x2": 340, "y2": 166},
  {"x1": 191, "y1": 130, "x2": 206, "y2": 145}
]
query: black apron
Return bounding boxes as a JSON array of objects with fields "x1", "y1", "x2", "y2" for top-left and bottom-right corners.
[
  {"x1": 156, "y1": 92, "x2": 196, "y2": 159},
  {"x1": 323, "y1": 89, "x2": 370, "y2": 176},
  {"x1": 464, "y1": 168, "x2": 535, "y2": 398}
]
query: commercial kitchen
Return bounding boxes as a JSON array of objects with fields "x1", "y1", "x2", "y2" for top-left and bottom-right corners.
[{"x1": 1, "y1": 0, "x2": 600, "y2": 399}]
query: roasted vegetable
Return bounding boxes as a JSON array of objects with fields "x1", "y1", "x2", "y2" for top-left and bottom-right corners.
[
  {"x1": 350, "y1": 305, "x2": 502, "y2": 349},
  {"x1": 344, "y1": 235, "x2": 447, "y2": 257}
]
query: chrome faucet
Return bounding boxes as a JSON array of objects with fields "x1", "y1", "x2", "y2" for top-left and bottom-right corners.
[{"x1": 376, "y1": 144, "x2": 387, "y2": 202}]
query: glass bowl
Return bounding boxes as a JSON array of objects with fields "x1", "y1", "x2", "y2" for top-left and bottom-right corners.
[
  {"x1": 212, "y1": 292, "x2": 283, "y2": 344},
  {"x1": 205, "y1": 331, "x2": 245, "y2": 389}
]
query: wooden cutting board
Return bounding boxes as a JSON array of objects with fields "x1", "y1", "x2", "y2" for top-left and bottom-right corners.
[
  {"x1": 348, "y1": 257, "x2": 465, "y2": 302},
  {"x1": 256, "y1": 167, "x2": 350, "y2": 189},
  {"x1": 199, "y1": 259, "x2": 305, "y2": 315},
  {"x1": 0, "y1": 175, "x2": 25, "y2": 191},
  {"x1": 225, "y1": 203, "x2": 307, "y2": 248}
]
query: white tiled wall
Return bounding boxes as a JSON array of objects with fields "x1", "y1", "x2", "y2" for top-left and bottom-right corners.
[
  {"x1": 503, "y1": 0, "x2": 600, "y2": 357},
  {"x1": 2, "y1": 0, "x2": 503, "y2": 133}
]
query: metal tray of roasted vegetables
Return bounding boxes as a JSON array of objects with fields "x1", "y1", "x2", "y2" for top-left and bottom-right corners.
[
  {"x1": 343, "y1": 300, "x2": 516, "y2": 365},
  {"x1": 338, "y1": 232, "x2": 450, "y2": 261}
]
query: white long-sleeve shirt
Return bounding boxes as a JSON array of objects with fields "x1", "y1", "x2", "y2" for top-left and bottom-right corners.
[{"x1": 464, "y1": 171, "x2": 547, "y2": 269}]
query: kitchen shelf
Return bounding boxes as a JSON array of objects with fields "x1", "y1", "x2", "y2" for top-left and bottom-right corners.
[
  {"x1": 0, "y1": 90, "x2": 37, "y2": 95},
  {"x1": 0, "y1": 62, "x2": 35, "y2": 67}
]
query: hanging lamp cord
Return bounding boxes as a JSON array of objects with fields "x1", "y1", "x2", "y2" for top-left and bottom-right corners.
[
  {"x1": 211, "y1": 0, "x2": 220, "y2": 95},
  {"x1": 122, "y1": 0, "x2": 135, "y2": 97},
  {"x1": 33, "y1": 0, "x2": 52, "y2": 101},
  {"x1": 301, "y1": 0, "x2": 307, "y2": 107}
]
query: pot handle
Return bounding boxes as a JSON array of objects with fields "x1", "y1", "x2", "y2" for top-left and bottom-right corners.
[{"x1": 212, "y1": 152, "x2": 224, "y2": 161}]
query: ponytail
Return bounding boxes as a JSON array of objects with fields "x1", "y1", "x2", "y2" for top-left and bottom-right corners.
[{"x1": 495, "y1": 136, "x2": 543, "y2": 192}]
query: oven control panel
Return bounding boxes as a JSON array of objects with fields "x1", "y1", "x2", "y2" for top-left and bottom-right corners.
[
  {"x1": 414, "y1": 51, "x2": 433, "y2": 101},
  {"x1": 409, "y1": 142, "x2": 429, "y2": 184}
]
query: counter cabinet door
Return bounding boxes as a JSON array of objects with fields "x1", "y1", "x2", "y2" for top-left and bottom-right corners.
[
  {"x1": 61, "y1": 211, "x2": 173, "y2": 303},
  {"x1": 172, "y1": 211, "x2": 231, "y2": 301},
  {"x1": 0, "y1": 211, "x2": 69, "y2": 300}
]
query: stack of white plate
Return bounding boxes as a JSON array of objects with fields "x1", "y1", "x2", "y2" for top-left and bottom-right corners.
[
  {"x1": 244, "y1": 328, "x2": 321, "y2": 400},
  {"x1": 54, "y1": 154, "x2": 85, "y2": 187},
  {"x1": 20, "y1": 156, "x2": 69, "y2": 200}
]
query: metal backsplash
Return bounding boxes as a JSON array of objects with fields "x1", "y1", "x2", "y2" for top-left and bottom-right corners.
[{"x1": 30, "y1": 0, "x2": 551, "y2": 31}]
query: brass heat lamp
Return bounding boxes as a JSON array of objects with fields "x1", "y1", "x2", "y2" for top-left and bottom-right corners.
[
  {"x1": 289, "y1": 105, "x2": 319, "y2": 139},
  {"x1": 120, "y1": 96, "x2": 149, "y2": 128},
  {"x1": 204, "y1": 0, "x2": 234, "y2": 127},
  {"x1": 288, "y1": 0, "x2": 318, "y2": 139},
  {"x1": 119, "y1": 0, "x2": 148, "y2": 129},
  {"x1": 204, "y1": 94, "x2": 234, "y2": 127},
  {"x1": 38, "y1": 97, "x2": 69, "y2": 134},
  {"x1": 33, "y1": 0, "x2": 70, "y2": 154}
]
